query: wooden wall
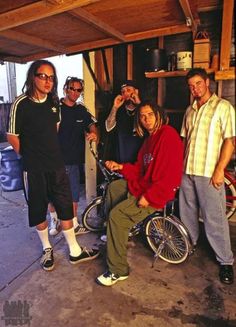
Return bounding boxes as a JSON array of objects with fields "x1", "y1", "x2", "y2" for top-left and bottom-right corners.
[{"x1": 96, "y1": 9, "x2": 234, "y2": 133}]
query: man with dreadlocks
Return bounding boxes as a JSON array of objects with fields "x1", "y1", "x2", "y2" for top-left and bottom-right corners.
[
  {"x1": 7, "y1": 60, "x2": 99, "y2": 271},
  {"x1": 96, "y1": 100, "x2": 183, "y2": 286}
]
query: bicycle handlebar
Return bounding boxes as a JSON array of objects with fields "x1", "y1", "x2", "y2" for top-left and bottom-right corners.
[{"x1": 89, "y1": 141, "x2": 122, "y2": 181}]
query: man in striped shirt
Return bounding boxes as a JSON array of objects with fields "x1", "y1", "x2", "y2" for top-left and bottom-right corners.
[{"x1": 179, "y1": 68, "x2": 235, "y2": 284}]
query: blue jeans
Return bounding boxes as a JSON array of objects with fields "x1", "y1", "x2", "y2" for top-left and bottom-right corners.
[
  {"x1": 65, "y1": 165, "x2": 80, "y2": 202},
  {"x1": 179, "y1": 174, "x2": 234, "y2": 265}
]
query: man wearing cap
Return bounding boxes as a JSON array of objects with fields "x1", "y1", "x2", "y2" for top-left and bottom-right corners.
[{"x1": 105, "y1": 80, "x2": 143, "y2": 163}]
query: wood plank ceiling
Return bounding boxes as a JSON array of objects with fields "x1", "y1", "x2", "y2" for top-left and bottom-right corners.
[{"x1": 0, "y1": 0, "x2": 222, "y2": 63}]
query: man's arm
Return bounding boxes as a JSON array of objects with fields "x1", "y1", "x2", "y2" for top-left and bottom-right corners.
[
  {"x1": 105, "y1": 105, "x2": 119, "y2": 132},
  {"x1": 211, "y1": 137, "x2": 235, "y2": 189},
  {"x1": 86, "y1": 124, "x2": 99, "y2": 143},
  {"x1": 7, "y1": 134, "x2": 20, "y2": 154},
  {"x1": 105, "y1": 95, "x2": 124, "y2": 132}
]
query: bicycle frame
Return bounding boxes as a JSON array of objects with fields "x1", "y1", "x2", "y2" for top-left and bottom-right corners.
[
  {"x1": 224, "y1": 169, "x2": 236, "y2": 218},
  {"x1": 89, "y1": 141, "x2": 122, "y2": 185}
]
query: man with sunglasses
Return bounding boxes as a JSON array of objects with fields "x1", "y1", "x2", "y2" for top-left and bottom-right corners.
[
  {"x1": 7, "y1": 60, "x2": 99, "y2": 271},
  {"x1": 48, "y1": 76, "x2": 98, "y2": 236}
]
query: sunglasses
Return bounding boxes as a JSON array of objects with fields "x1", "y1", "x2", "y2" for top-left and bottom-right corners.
[
  {"x1": 35, "y1": 73, "x2": 55, "y2": 82},
  {"x1": 68, "y1": 86, "x2": 83, "y2": 92}
]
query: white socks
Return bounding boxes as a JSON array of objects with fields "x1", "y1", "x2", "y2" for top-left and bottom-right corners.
[
  {"x1": 72, "y1": 216, "x2": 79, "y2": 228},
  {"x1": 63, "y1": 227, "x2": 82, "y2": 257},
  {"x1": 37, "y1": 224, "x2": 82, "y2": 257},
  {"x1": 37, "y1": 227, "x2": 52, "y2": 250}
]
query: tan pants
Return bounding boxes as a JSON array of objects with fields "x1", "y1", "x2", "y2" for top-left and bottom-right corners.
[{"x1": 106, "y1": 179, "x2": 156, "y2": 276}]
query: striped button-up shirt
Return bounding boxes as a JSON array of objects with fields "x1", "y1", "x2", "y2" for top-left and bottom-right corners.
[{"x1": 181, "y1": 93, "x2": 235, "y2": 177}]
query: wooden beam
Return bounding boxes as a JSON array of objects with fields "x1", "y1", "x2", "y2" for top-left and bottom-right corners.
[
  {"x1": 0, "y1": 55, "x2": 24, "y2": 64},
  {"x1": 5, "y1": 24, "x2": 192, "y2": 63},
  {"x1": 217, "y1": 80, "x2": 223, "y2": 97},
  {"x1": 219, "y1": 0, "x2": 234, "y2": 70},
  {"x1": 125, "y1": 24, "x2": 191, "y2": 41},
  {"x1": 215, "y1": 68, "x2": 235, "y2": 80},
  {"x1": 127, "y1": 44, "x2": 133, "y2": 80},
  {"x1": 0, "y1": 30, "x2": 67, "y2": 53},
  {"x1": 0, "y1": 0, "x2": 100, "y2": 32},
  {"x1": 69, "y1": 8, "x2": 126, "y2": 42},
  {"x1": 157, "y1": 36, "x2": 165, "y2": 106},
  {"x1": 178, "y1": 0, "x2": 198, "y2": 35},
  {"x1": 95, "y1": 48, "x2": 113, "y2": 90},
  {"x1": 145, "y1": 68, "x2": 215, "y2": 78}
]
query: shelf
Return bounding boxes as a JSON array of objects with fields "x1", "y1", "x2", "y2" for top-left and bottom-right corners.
[
  {"x1": 215, "y1": 67, "x2": 235, "y2": 80},
  {"x1": 145, "y1": 68, "x2": 215, "y2": 78},
  {"x1": 145, "y1": 67, "x2": 235, "y2": 80}
]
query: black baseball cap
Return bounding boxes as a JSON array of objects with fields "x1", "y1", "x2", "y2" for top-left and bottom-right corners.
[{"x1": 120, "y1": 80, "x2": 138, "y2": 90}]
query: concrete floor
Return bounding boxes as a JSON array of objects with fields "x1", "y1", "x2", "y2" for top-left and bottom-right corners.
[{"x1": 0, "y1": 186, "x2": 236, "y2": 327}]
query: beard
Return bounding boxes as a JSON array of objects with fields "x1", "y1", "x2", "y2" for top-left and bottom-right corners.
[{"x1": 125, "y1": 99, "x2": 135, "y2": 106}]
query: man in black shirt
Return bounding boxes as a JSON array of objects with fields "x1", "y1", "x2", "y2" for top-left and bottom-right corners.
[
  {"x1": 7, "y1": 60, "x2": 99, "y2": 271},
  {"x1": 105, "y1": 80, "x2": 143, "y2": 163},
  {"x1": 49, "y1": 76, "x2": 98, "y2": 236}
]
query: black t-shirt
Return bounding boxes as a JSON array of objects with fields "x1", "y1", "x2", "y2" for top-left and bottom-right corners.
[
  {"x1": 8, "y1": 94, "x2": 64, "y2": 172},
  {"x1": 58, "y1": 102, "x2": 97, "y2": 164},
  {"x1": 114, "y1": 105, "x2": 143, "y2": 163}
]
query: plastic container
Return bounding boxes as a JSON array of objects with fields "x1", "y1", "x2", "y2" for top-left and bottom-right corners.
[
  {"x1": 0, "y1": 146, "x2": 23, "y2": 191},
  {"x1": 145, "y1": 48, "x2": 168, "y2": 72},
  {"x1": 177, "y1": 51, "x2": 192, "y2": 70}
]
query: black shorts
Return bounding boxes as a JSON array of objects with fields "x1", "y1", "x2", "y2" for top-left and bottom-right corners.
[{"x1": 24, "y1": 168, "x2": 73, "y2": 227}]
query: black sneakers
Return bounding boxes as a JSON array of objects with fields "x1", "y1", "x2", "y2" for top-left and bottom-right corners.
[
  {"x1": 69, "y1": 247, "x2": 100, "y2": 264},
  {"x1": 219, "y1": 265, "x2": 234, "y2": 284},
  {"x1": 40, "y1": 248, "x2": 54, "y2": 271},
  {"x1": 74, "y1": 224, "x2": 90, "y2": 235}
]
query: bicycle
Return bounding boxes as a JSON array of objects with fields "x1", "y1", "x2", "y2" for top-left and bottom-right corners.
[
  {"x1": 224, "y1": 168, "x2": 236, "y2": 220},
  {"x1": 82, "y1": 142, "x2": 193, "y2": 265}
]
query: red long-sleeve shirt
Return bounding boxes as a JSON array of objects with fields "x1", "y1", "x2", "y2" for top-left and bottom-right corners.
[{"x1": 120, "y1": 125, "x2": 183, "y2": 209}]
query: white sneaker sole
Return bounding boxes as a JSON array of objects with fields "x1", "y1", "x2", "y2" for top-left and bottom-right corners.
[
  {"x1": 42, "y1": 263, "x2": 55, "y2": 271},
  {"x1": 96, "y1": 274, "x2": 128, "y2": 286},
  {"x1": 70, "y1": 251, "x2": 100, "y2": 264}
]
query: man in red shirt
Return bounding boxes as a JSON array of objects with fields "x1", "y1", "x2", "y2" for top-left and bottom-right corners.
[{"x1": 96, "y1": 100, "x2": 183, "y2": 286}]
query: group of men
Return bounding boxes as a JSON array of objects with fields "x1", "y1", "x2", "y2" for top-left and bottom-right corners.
[{"x1": 7, "y1": 59, "x2": 235, "y2": 286}]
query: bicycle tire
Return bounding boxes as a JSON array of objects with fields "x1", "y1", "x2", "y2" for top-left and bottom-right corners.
[
  {"x1": 225, "y1": 176, "x2": 236, "y2": 220},
  {"x1": 82, "y1": 196, "x2": 106, "y2": 232},
  {"x1": 145, "y1": 215, "x2": 190, "y2": 264}
]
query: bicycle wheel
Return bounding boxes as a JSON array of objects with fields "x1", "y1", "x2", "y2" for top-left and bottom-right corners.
[
  {"x1": 225, "y1": 176, "x2": 236, "y2": 220},
  {"x1": 82, "y1": 196, "x2": 106, "y2": 232},
  {"x1": 145, "y1": 215, "x2": 190, "y2": 264}
]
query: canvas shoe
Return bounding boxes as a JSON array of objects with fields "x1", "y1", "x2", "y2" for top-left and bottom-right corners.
[
  {"x1": 100, "y1": 232, "x2": 133, "y2": 243},
  {"x1": 69, "y1": 247, "x2": 100, "y2": 264},
  {"x1": 49, "y1": 217, "x2": 61, "y2": 236},
  {"x1": 40, "y1": 248, "x2": 54, "y2": 271},
  {"x1": 100, "y1": 234, "x2": 107, "y2": 242},
  {"x1": 96, "y1": 271, "x2": 129, "y2": 286},
  {"x1": 74, "y1": 224, "x2": 90, "y2": 235}
]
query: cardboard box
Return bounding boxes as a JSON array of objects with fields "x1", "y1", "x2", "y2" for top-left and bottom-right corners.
[{"x1": 193, "y1": 38, "x2": 211, "y2": 66}]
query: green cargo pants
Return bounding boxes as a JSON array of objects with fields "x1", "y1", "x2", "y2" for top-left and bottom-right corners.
[{"x1": 106, "y1": 179, "x2": 156, "y2": 276}]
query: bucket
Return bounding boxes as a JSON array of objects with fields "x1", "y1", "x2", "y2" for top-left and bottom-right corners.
[
  {"x1": 145, "y1": 48, "x2": 168, "y2": 72},
  {"x1": 177, "y1": 51, "x2": 192, "y2": 70},
  {"x1": 0, "y1": 146, "x2": 23, "y2": 191}
]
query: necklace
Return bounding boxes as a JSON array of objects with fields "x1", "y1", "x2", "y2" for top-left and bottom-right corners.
[
  {"x1": 126, "y1": 110, "x2": 135, "y2": 117},
  {"x1": 125, "y1": 106, "x2": 135, "y2": 116}
]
